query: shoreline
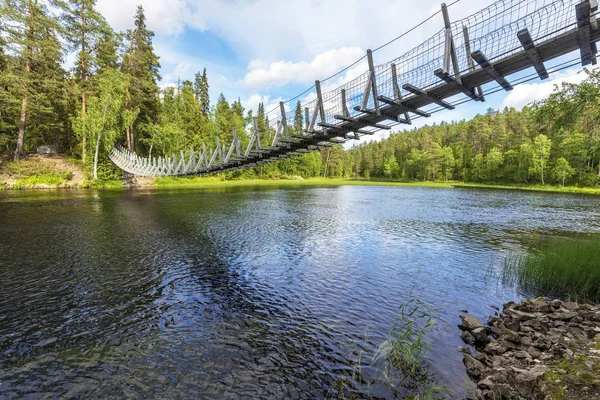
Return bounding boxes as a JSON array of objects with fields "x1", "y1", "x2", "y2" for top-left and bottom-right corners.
[{"x1": 4, "y1": 176, "x2": 600, "y2": 196}]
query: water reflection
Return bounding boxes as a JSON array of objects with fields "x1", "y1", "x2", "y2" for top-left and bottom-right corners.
[{"x1": 1, "y1": 186, "x2": 600, "y2": 398}]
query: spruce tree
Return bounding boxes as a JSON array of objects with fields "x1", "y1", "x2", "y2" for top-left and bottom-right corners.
[
  {"x1": 294, "y1": 100, "x2": 303, "y2": 134},
  {"x1": 122, "y1": 5, "x2": 160, "y2": 153},
  {"x1": 96, "y1": 24, "x2": 120, "y2": 73},
  {"x1": 196, "y1": 67, "x2": 209, "y2": 116}
]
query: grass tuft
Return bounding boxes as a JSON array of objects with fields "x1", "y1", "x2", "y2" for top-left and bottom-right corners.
[
  {"x1": 373, "y1": 299, "x2": 435, "y2": 382},
  {"x1": 502, "y1": 236, "x2": 600, "y2": 302}
]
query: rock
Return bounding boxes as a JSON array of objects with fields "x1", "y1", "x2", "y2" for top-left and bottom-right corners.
[
  {"x1": 460, "y1": 314, "x2": 485, "y2": 330},
  {"x1": 460, "y1": 298, "x2": 600, "y2": 400},
  {"x1": 549, "y1": 311, "x2": 578, "y2": 320},
  {"x1": 502, "y1": 329, "x2": 521, "y2": 343},
  {"x1": 484, "y1": 340, "x2": 507, "y2": 355},
  {"x1": 507, "y1": 309, "x2": 537, "y2": 321},
  {"x1": 461, "y1": 330, "x2": 476, "y2": 345},
  {"x1": 37, "y1": 145, "x2": 58, "y2": 154},
  {"x1": 471, "y1": 327, "x2": 490, "y2": 345},
  {"x1": 464, "y1": 354, "x2": 488, "y2": 380},
  {"x1": 478, "y1": 376, "x2": 495, "y2": 390}
]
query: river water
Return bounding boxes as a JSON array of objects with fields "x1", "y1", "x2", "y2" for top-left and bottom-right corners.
[{"x1": 1, "y1": 185, "x2": 600, "y2": 399}]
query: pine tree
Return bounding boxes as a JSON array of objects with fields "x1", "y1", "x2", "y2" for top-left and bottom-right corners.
[
  {"x1": 63, "y1": 0, "x2": 104, "y2": 165},
  {"x1": 122, "y1": 5, "x2": 160, "y2": 153},
  {"x1": 3, "y1": 0, "x2": 65, "y2": 159}
]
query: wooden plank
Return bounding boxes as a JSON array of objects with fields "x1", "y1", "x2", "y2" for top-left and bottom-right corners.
[
  {"x1": 471, "y1": 50, "x2": 513, "y2": 91},
  {"x1": 377, "y1": 96, "x2": 431, "y2": 118},
  {"x1": 576, "y1": 1, "x2": 597, "y2": 66},
  {"x1": 517, "y1": 29, "x2": 549, "y2": 79},
  {"x1": 434, "y1": 69, "x2": 482, "y2": 101},
  {"x1": 335, "y1": 114, "x2": 391, "y2": 130},
  {"x1": 402, "y1": 84, "x2": 455, "y2": 110},
  {"x1": 353, "y1": 106, "x2": 409, "y2": 124}
]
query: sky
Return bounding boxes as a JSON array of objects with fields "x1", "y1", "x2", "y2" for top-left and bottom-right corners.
[{"x1": 94, "y1": 0, "x2": 592, "y2": 144}]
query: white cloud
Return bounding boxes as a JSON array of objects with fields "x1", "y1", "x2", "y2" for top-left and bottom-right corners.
[
  {"x1": 96, "y1": 0, "x2": 204, "y2": 35},
  {"x1": 500, "y1": 68, "x2": 593, "y2": 110},
  {"x1": 241, "y1": 94, "x2": 288, "y2": 118},
  {"x1": 97, "y1": 0, "x2": 495, "y2": 60},
  {"x1": 241, "y1": 47, "x2": 365, "y2": 88}
]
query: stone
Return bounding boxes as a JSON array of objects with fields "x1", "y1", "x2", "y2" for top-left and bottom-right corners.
[
  {"x1": 464, "y1": 354, "x2": 488, "y2": 380},
  {"x1": 507, "y1": 309, "x2": 537, "y2": 321},
  {"x1": 472, "y1": 327, "x2": 490, "y2": 345},
  {"x1": 478, "y1": 376, "x2": 495, "y2": 389},
  {"x1": 485, "y1": 340, "x2": 507, "y2": 355},
  {"x1": 461, "y1": 330, "x2": 476, "y2": 345},
  {"x1": 37, "y1": 145, "x2": 58, "y2": 154},
  {"x1": 460, "y1": 314, "x2": 485, "y2": 330},
  {"x1": 549, "y1": 311, "x2": 578, "y2": 320}
]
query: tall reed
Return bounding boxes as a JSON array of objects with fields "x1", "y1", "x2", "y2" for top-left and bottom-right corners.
[{"x1": 502, "y1": 236, "x2": 600, "y2": 302}]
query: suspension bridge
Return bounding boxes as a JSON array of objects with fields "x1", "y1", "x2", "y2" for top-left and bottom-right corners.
[{"x1": 110, "y1": 0, "x2": 599, "y2": 177}]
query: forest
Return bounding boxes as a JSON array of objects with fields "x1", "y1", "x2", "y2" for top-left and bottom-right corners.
[{"x1": 1, "y1": 0, "x2": 600, "y2": 187}]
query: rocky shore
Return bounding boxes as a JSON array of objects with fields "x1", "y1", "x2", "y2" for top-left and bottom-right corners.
[{"x1": 459, "y1": 298, "x2": 600, "y2": 399}]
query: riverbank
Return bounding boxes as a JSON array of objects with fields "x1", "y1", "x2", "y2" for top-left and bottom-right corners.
[
  {"x1": 3, "y1": 156, "x2": 600, "y2": 195},
  {"x1": 0, "y1": 155, "x2": 122, "y2": 189},
  {"x1": 460, "y1": 298, "x2": 600, "y2": 399}
]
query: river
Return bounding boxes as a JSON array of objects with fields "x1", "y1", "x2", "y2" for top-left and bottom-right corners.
[{"x1": 1, "y1": 185, "x2": 600, "y2": 398}]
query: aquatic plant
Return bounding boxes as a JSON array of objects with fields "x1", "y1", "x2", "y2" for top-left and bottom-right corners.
[
  {"x1": 502, "y1": 236, "x2": 600, "y2": 302},
  {"x1": 372, "y1": 298, "x2": 443, "y2": 398}
]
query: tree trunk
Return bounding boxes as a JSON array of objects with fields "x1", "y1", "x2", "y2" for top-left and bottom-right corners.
[
  {"x1": 15, "y1": 2, "x2": 34, "y2": 160},
  {"x1": 15, "y1": 95, "x2": 28, "y2": 160},
  {"x1": 82, "y1": 91, "x2": 87, "y2": 164},
  {"x1": 129, "y1": 125, "x2": 134, "y2": 153},
  {"x1": 93, "y1": 130, "x2": 100, "y2": 180},
  {"x1": 126, "y1": 126, "x2": 131, "y2": 150},
  {"x1": 323, "y1": 149, "x2": 331, "y2": 178},
  {"x1": 81, "y1": 6, "x2": 87, "y2": 165}
]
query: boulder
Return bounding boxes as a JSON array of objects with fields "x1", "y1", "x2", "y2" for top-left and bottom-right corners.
[
  {"x1": 37, "y1": 145, "x2": 58, "y2": 154},
  {"x1": 460, "y1": 314, "x2": 485, "y2": 330}
]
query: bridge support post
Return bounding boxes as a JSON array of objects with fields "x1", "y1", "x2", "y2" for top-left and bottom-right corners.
[
  {"x1": 357, "y1": 49, "x2": 380, "y2": 115},
  {"x1": 340, "y1": 89, "x2": 350, "y2": 118},
  {"x1": 308, "y1": 80, "x2": 326, "y2": 133},
  {"x1": 436, "y1": 4, "x2": 482, "y2": 101},
  {"x1": 462, "y1": 26, "x2": 484, "y2": 99},
  {"x1": 233, "y1": 128, "x2": 241, "y2": 157},
  {"x1": 441, "y1": 3, "x2": 460, "y2": 81},
  {"x1": 279, "y1": 101, "x2": 289, "y2": 140},
  {"x1": 391, "y1": 63, "x2": 410, "y2": 124},
  {"x1": 304, "y1": 107, "x2": 309, "y2": 134}
]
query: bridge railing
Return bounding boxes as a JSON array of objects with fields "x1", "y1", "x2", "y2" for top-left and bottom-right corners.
[{"x1": 270, "y1": 0, "x2": 581, "y2": 133}]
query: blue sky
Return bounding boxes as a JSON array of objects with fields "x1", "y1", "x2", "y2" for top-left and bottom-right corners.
[{"x1": 95, "y1": 0, "x2": 591, "y2": 143}]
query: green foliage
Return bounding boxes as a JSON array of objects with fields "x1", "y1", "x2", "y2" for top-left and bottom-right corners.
[
  {"x1": 502, "y1": 236, "x2": 600, "y2": 302},
  {"x1": 552, "y1": 157, "x2": 575, "y2": 186},
  {"x1": 348, "y1": 70, "x2": 600, "y2": 187}
]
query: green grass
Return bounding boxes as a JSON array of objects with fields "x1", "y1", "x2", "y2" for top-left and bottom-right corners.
[
  {"x1": 502, "y1": 236, "x2": 600, "y2": 302},
  {"x1": 82, "y1": 179, "x2": 123, "y2": 189},
  {"x1": 373, "y1": 299, "x2": 435, "y2": 378},
  {"x1": 154, "y1": 176, "x2": 454, "y2": 189},
  {"x1": 454, "y1": 182, "x2": 600, "y2": 195}
]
